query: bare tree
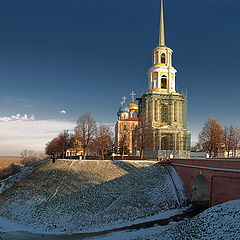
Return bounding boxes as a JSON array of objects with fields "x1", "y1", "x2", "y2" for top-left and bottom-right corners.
[
  {"x1": 232, "y1": 127, "x2": 240, "y2": 157},
  {"x1": 92, "y1": 124, "x2": 113, "y2": 159},
  {"x1": 224, "y1": 125, "x2": 240, "y2": 157},
  {"x1": 198, "y1": 118, "x2": 224, "y2": 157},
  {"x1": 118, "y1": 124, "x2": 130, "y2": 158},
  {"x1": 20, "y1": 149, "x2": 45, "y2": 166},
  {"x1": 74, "y1": 113, "x2": 97, "y2": 159},
  {"x1": 58, "y1": 130, "x2": 72, "y2": 158},
  {"x1": 134, "y1": 113, "x2": 154, "y2": 159},
  {"x1": 225, "y1": 126, "x2": 232, "y2": 157},
  {"x1": 45, "y1": 137, "x2": 62, "y2": 158},
  {"x1": 45, "y1": 130, "x2": 72, "y2": 158},
  {"x1": 191, "y1": 142, "x2": 203, "y2": 151}
]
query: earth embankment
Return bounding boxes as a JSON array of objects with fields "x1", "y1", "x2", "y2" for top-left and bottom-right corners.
[{"x1": 0, "y1": 159, "x2": 187, "y2": 233}]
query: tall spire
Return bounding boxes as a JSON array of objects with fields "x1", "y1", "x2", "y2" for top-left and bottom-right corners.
[{"x1": 159, "y1": 0, "x2": 165, "y2": 46}]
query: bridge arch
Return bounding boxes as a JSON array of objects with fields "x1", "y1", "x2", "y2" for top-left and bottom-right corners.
[{"x1": 191, "y1": 174, "x2": 210, "y2": 207}]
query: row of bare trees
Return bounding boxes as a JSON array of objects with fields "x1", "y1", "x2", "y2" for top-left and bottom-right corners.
[
  {"x1": 20, "y1": 149, "x2": 46, "y2": 166},
  {"x1": 45, "y1": 113, "x2": 113, "y2": 159},
  {"x1": 45, "y1": 130, "x2": 74, "y2": 159},
  {"x1": 197, "y1": 118, "x2": 240, "y2": 157}
]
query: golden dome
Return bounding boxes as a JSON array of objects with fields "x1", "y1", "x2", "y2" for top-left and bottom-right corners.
[{"x1": 128, "y1": 102, "x2": 138, "y2": 112}]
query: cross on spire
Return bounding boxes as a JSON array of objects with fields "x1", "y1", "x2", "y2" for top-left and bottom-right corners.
[
  {"x1": 121, "y1": 96, "x2": 127, "y2": 105},
  {"x1": 130, "y1": 91, "x2": 136, "y2": 103}
]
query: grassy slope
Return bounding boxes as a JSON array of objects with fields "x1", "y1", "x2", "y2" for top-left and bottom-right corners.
[{"x1": 0, "y1": 160, "x2": 183, "y2": 233}]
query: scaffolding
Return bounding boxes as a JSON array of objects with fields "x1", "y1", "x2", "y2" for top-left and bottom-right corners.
[{"x1": 137, "y1": 91, "x2": 191, "y2": 158}]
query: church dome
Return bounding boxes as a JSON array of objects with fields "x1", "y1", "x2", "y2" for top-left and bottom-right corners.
[
  {"x1": 128, "y1": 102, "x2": 138, "y2": 112},
  {"x1": 118, "y1": 105, "x2": 130, "y2": 113}
]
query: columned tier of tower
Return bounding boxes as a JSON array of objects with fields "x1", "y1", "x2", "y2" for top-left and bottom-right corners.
[
  {"x1": 140, "y1": 92, "x2": 187, "y2": 129},
  {"x1": 147, "y1": 0, "x2": 178, "y2": 94},
  {"x1": 152, "y1": 46, "x2": 173, "y2": 66},
  {"x1": 148, "y1": 43, "x2": 177, "y2": 93},
  {"x1": 148, "y1": 66, "x2": 177, "y2": 93},
  {"x1": 138, "y1": 92, "x2": 190, "y2": 156}
]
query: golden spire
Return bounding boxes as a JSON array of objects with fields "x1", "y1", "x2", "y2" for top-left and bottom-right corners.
[{"x1": 159, "y1": 0, "x2": 165, "y2": 46}]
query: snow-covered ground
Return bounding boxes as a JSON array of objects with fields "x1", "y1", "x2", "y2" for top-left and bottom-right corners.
[
  {"x1": 2, "y1": 201, "x2": 239, "y2": 240},
  {"x1": 0, "y1": 159, "x2": 188, "y2": 233},
  {"x1": 127, "y1": 200, "x2": 240, "y2": 240}
]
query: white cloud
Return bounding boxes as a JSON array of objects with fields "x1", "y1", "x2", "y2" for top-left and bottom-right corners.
[
  {"x1": 0, "y1": 118, "x2": 75, "y2": 156},
  {"x1": 59, "y1": 110, "x2": 66, "y2": 114},
  {"x1": 0, "y1": 113, "x2": 117, "y2": 156},
  {"x1": 0, "y1": 114, "x2": 35, "y2": 122},
  {"x1": 16, "y1": 98, "x2": 33, "y2": 102}
]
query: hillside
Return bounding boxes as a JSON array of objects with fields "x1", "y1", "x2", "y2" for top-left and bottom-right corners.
[
  {"x1": 0, "y1": 160, "x2": 187, "y2": 233},
  {"x1": 131, "y1": 200, "x2": 240, "y2": 240}
]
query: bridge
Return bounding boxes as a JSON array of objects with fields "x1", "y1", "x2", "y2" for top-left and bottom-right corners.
[{"x1": 170, "y1": 158, "x2": 240, "y2": 207}]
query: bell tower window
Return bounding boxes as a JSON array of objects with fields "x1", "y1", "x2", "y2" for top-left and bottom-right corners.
[
  {"x1": 152, "y1": 72, "x2": 158, "y2": 89},
  {"x1": 161, "y1": 53, "x2": 166, "y2": 64},
  {"x1": 161, "y1": 75, "x2": 167, "y2": 89}
]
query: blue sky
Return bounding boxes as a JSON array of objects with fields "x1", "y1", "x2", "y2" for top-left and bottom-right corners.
[{"x1": 0, "y1": 0, "x2": 240, "y2": 155}]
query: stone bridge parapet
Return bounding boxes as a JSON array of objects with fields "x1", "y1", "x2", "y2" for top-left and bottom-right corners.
[{"x1": 170, "y1": 158, "x2": 240, "y2": 206}]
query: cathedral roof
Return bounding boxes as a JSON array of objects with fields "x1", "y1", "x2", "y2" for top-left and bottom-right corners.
[
  {"x1": 119, "y1": 105, "x2": 129, "y2": 112},
  {"x1": 118, "y1": 105, "x2": 129, "y2": 114}
]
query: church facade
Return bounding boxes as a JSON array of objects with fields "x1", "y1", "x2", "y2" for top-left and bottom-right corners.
[
  {"x1": 115, "y1": 0, "x2": 190, "y2": 158},
  {"x1": 115, "y1": 94, "x2": 138, "y2": 155}
]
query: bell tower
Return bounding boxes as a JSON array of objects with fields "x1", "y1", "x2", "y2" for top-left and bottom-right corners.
[
  {"x1": 138, "y1": 0, "x2": 191, "y2": 159},
  {"x1": 148, "y1": 0, "x2": 176, "y2": 93}
]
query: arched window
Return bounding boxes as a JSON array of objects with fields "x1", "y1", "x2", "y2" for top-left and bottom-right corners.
[
  {"x1": 161, "y1": 75, "x2": 167, "y2": 89},
  {"x1": 154, "y1": 52, "x2": 159, "y2": 64},
  {"x1": 152, "y1": 72, "x2": 158, "y2": 89},
  {"x1": 161, "y1": 53, "x2": 166, "y2": 64}
]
